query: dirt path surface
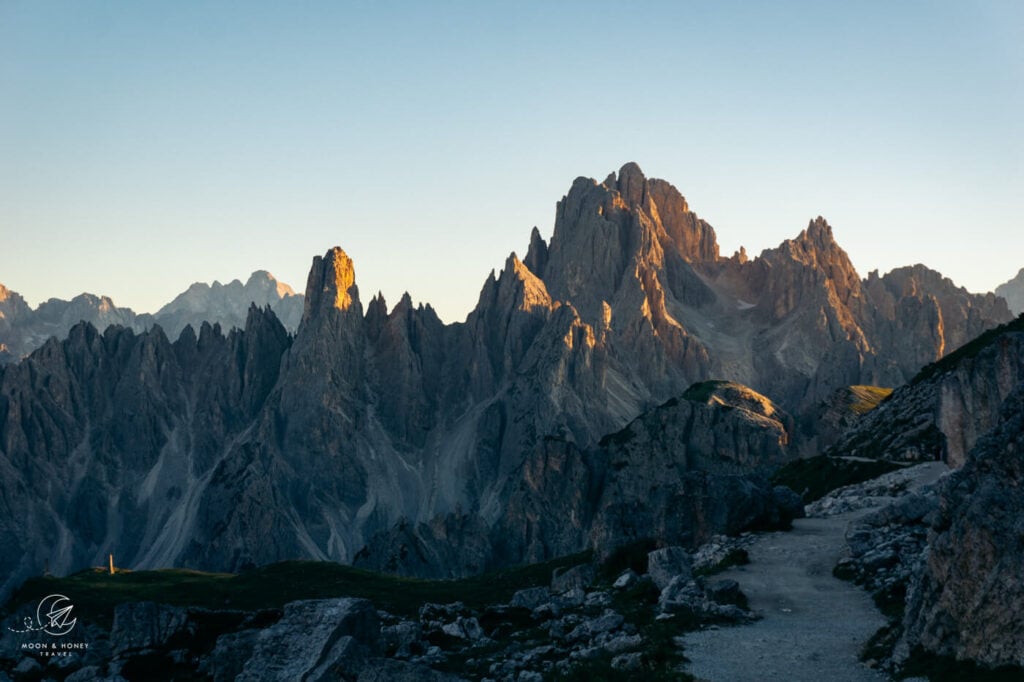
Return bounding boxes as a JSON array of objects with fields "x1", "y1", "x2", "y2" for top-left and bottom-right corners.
[{"x1": 682, "y1": 463, "x2": 948, "y2": 682}]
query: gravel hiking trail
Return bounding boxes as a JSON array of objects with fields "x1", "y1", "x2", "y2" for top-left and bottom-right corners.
[{"x1": 682, "y1": 463, "x2": 946, "y2": 682}]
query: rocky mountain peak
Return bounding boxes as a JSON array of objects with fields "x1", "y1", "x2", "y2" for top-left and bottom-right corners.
[
  {"x1": 756, "y1": 216, "x2": 863, "y2": 317},
  {"x1": 524, "y1": 226, "x2": 549, "y2": 277},
  {"x1": 609, "y1": 161, "x2": 649, "y2": 207},
  {"x1": 303, "y1": 247, "x2": 361, "y2": 322},
  {"x1": 246, "y1": 270, "x2": 297, "y2": 298},
  {"x1": 392, "y1": 291, "x2": 415, "y2": 316},
  {"x1": 0, "y1": 284, "x2": 30, "y2": 318},
  {"x1": 501, "y1": 253, "x2": 553, "y2": 313},
  {"x1": 785, "y1": 217, "x2": 843, "y2": 261},
  {"x1": 995, "y1": 267, "x2": 1024, "y2": 315}
]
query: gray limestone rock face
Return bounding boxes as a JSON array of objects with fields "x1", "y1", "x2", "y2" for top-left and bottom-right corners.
[
  {"x1": 490, "y1": 382, "x2": 801, "y2": 572},
  {"x1": 236, "y1": 598, "x2": 381, "y2": 682},
  {"x1": 828, "y1": 319, "x2": 1024, "y2": 467},
  {"x1": 899, "y1": 386, "x2": 1024, "y2": 669},
  {"x1": 509, "y1": 587, "x2": 552, "y2": 611},
  {"x1": 111, "y1": 602, "x2": 193, "y2": 657},
  {"x1": 647, "y1": 547, "x2": 693, "y2": 591},
  {"x1": 550, "y1": 563, "x2": 595, "y2": 595},
  {"x1": 0, "y1": 305, "x2": 291, "y2": 599},
  {"x1": 0, "y1": 283, "x2": 152, "y2": 363},
  {"x1": 202, "y1": 628, "x2": 259, "y2": 682},
  {"x1": 356, "y1": 659, "x2": 468, "y2": 681}
]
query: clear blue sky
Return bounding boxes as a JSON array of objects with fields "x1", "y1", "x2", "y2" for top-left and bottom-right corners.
[{"x1": 2, "y1": 1, "x2": 1021, "y2": 323}]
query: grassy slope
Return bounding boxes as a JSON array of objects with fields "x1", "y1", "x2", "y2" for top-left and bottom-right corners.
[
  {"x1": 847, "y1": 385, "x2": 893, "y2": 415},
  {"x1": 4, "y1": 553, "x2": 591, "y2": 628},
  {"x1": 771, "y1": 456, "x2": 904, "y2": 503}
]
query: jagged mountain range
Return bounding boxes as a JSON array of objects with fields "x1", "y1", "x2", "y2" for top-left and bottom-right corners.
[
  {"x1": 0, "y1": 271, "x2": 303, "y2": 364},
  {"x1": 0, "y1": 163, "x2": 1014, "y2": 600}
]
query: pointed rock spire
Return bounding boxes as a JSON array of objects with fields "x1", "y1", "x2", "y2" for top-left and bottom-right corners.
[
  {"x1": 524, "y1": 227, "x2": 548, "y2": 277},
  {"x1": 614, "y1": 161, "x2": 649, "y2": 207},
  {"x1": 302, "y1": 247, "x2": 361, "y2": 324}
]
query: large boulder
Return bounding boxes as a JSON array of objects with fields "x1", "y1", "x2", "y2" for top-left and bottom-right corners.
[
  {"x1": 111, "y1": 602, "x2": 193, "y2": 657},
  {"x1": 236, "y1": 598, "x2": 381, "y2": 682},
  {"x1": 646, "y1": 546, "x2": 692, "y2": 590}
]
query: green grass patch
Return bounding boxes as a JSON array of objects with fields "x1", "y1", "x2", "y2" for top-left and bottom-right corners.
[
  {"x1": 771, "y1": 456, "x2": 904, "y2": 503},
  {"x1": 681, "y1": 380, "x2": 730, "y2": 403},
  {"x1": 601, "y1": 580, "x2": 697, "y2": 681},
  {"x1": 847, "y1": 385, "x2": 893, "y2": 415},
  {"x1": 4, "y1": 552, "x2": 592, "y2": 629}
]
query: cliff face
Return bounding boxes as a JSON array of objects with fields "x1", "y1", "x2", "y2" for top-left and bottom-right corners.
[
  {"x1": 0, "y1": 306, "x2": 290, "y2": 597},
  {"x1": 529, "y1": 166, "x2": 1008, "y2": 414},
  {"x1": 0, "y1": 164, "x2": 1014, "y2": 595},
  {"x1": 827, "y1": 316, "x2": 1024, "y2": 467},
  {"x1": 354, "y1": 382, "x2": 799, "y2": 576},
  {"x1": 900, "y1": 385, "x2": 1024, "y2": 668}
]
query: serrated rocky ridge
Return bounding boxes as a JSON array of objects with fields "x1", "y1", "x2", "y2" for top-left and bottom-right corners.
[
  {"x1": 0, "y1": 164, "x2": 1012, "y2": 601},
  {"x1": 0, "y1": 271, "x2": 303, "y2": 364}
]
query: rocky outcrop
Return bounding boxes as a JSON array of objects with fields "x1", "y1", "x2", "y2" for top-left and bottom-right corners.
[
  {"x1": 799, "y1": 385, "x2": 893, "y2": 457},
  {"x1": 237, "y1": 598, "x2": 381, "y2": 681},
  {"x1": 863, "y1": 265, "x2": 1011, "y2": 381},
  {"x1": 828, "y1": 315, "x2": 1024, "y2": 467},
  {"x1": 899, "y1": 386, "x2": 1024, "y2": 669},
  {"x1": 111, "y1": 602, "x2": 196, "y2": 657},
  {"x1": 995, "y1": 267, "x2": 1024, "y2": 314}
]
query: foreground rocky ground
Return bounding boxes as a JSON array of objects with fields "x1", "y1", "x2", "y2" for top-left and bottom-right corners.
[
  {"x1": 7, "y1": 449, "x2": 1024, "y2": 681},
  {"x1": 1, "y1": 531, "x2": 766, "y2": 681}
]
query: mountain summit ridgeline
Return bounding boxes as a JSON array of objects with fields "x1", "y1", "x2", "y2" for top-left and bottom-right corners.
[{"x1": 0, "y1": 164, "x2": 1012, "y2": 598}]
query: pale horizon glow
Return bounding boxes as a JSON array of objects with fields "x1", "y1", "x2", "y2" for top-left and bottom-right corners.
[{"x1": 2, "y1": 2, "x2": 1021, "y2": 323}]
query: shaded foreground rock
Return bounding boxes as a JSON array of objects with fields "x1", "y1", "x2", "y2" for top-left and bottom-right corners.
[
  {"x1": 237, "y1": 598, "x2": 381, "y2": 681},
  {"x1": 0, "y1": 540, "x2": 764, "y2": 681},
  {"x1": 898, "y1": 387, "x2": 1024, "y2": 670}
]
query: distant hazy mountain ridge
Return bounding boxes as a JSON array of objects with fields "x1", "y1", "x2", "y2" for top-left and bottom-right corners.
[
  {"x1": 0, "y1": 271, "x2": 302, "y2": 363},
  {"x1": 995, "y1": 267, "x2": 1024, "y2": 315},
  {"x1": 154, "y1": 270, "x2": 304, "y2": 338}
]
